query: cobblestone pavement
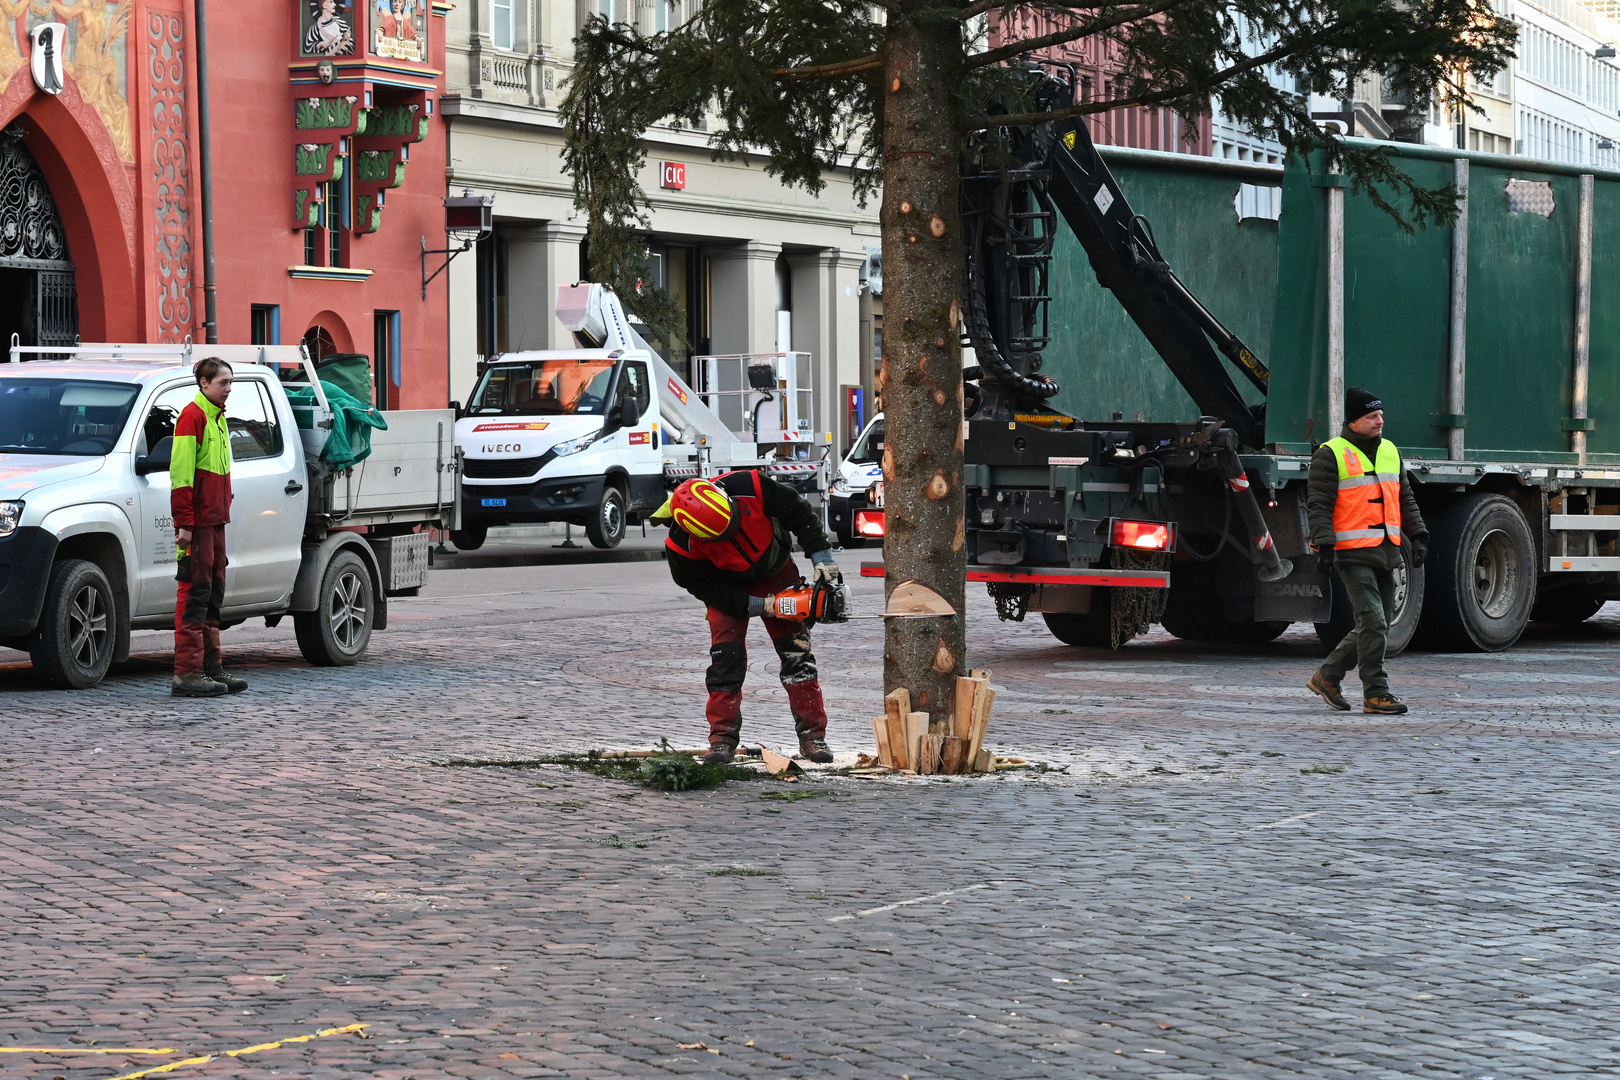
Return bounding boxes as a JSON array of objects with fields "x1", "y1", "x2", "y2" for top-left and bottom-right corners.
[{"x1": 2, "y1": 561, "x2": 1619, "y2": 1079}]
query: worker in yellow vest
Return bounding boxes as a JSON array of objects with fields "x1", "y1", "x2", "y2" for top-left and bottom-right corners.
[{"x1": 1306, "y1": 388, "x2": 1428, "y2": 714}]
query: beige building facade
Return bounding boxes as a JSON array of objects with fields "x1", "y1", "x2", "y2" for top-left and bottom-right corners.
[{"x1": 439, "y1": 1, "x2": 881, "y2": 451}]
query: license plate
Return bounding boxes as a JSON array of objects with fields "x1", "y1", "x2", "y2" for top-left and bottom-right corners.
[
  {"x1": 871, "y1": 482, "x2": 884, "y2": 508},
  {"x1": 481, "y1": 498, "x2": 507, "y2": 507}
]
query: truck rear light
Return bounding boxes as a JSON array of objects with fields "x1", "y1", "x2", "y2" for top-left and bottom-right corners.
[
  {"x1": 856, "y1": 509, "x2": 886, "y2": 537},
  {"x1": 1110, "y1": 519, "x2": 1174, "y2": 551}
]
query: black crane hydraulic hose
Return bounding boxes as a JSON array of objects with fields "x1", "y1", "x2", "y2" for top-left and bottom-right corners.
[{"x1": 964, "y1": 264, "x2": 1060, "y2": 400}]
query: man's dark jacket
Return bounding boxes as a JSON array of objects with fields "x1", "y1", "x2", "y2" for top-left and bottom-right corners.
[
  {"x1": 1307, "y1": 426, "x2": 1428, "y2": 570},
  {"x1": 666, "y1": 470, "x2": 831, "y2": 617}
]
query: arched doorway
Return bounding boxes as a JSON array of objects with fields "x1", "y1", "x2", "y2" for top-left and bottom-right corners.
[{"x1": 0, "y1": 123, "x2": 77, "y2": 351}]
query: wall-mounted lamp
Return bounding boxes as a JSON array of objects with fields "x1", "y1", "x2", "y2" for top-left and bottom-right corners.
[{"x1": 421, "y1": 192, "x2": 494, "y2": 299}]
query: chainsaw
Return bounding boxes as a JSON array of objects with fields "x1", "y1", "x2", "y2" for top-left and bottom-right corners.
[{"x1": 765, "y1": 578, "x2": 957, "y2": 627}]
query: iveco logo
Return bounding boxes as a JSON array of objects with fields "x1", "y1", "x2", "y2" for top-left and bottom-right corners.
[
  {"x1": 481, "y1": 443, "x2": 523, "y2": 453},
  {"x1": 1265, "y1": 583, "x2": 1324, "y2": 597}
]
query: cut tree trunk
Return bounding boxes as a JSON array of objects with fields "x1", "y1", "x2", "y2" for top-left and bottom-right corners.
[{"x1": 879, "y1": 9, "x2": 968, "y2": 725}]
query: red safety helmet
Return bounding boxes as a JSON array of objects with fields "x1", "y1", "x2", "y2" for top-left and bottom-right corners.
[{"x1": 669, "y1": 478, "x2": 736, "y2": 541}]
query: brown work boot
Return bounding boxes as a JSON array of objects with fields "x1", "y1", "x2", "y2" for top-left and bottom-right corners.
[
  {"x1": 701, "y1": 743, "x2": 737, "y2": 765},
  {"x1": 1307, "y1": 671, "x2": 1351, "y2": 711},
  {"x1": 204, "y1": 662, "x2": 248, "y2": 694},
  {"x1": 171, "y1": 672, "x2": 227, "y2": 698},
  {"x1": 798, "y1": 737, "x2": 833, "y2": 764},
  {"x1": 1363, "y1": 693, "x2": 1409, "y2": 715}
]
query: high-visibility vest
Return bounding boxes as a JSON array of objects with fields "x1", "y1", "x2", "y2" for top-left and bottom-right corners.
[{"x1": 1325, "y1": 436, "x2": 1403, "y2": 548}]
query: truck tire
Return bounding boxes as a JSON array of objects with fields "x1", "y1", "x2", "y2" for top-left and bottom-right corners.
[
  {"x1": 1313, "y1": 543, "x2": 1425, "y2": 656},
  {"x1": 1420, "y1": 493, "x2": 1535, "y2": 651},
  {"x1": 1042, "y1": 603, "x2": 1114, "y2": 648},
  {"x1": 1530, "y1": 583, "x2": 1604, "y2": 624},
  {"x1": 449, "y1": 524, "x2": 487, "y2": 551},
  {"x1": 294, "y1": 550, "x2": 374, "y2": 666},
  {"x1": 587, "y1": 486, "x2": 626, "y2": 549},
  {"x1": 29, "y1": 559, "x2": 116, "y2": 689}
]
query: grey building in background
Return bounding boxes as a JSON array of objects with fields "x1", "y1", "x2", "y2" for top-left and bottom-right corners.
[{"x1": 439, "y1": 0, "x2": 880, "y2": 452}]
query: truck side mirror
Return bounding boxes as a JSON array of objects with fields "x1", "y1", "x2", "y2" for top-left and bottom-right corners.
[
  {"x1": 620, "y1": 397, "x2": 641, "y2": 428},
  {"x1": 450, "y1": 399, "x2": 463, "y2": 419}
]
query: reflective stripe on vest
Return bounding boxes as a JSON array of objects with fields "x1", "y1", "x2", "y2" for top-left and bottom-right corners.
[{"x1": 1325, "y1": 437, "x2": 1403, "y2": 548}]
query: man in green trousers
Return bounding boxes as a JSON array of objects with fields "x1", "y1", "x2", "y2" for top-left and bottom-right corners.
[{"x1": 1306, "y1": 388, "x2": 1428, "y2": 715}]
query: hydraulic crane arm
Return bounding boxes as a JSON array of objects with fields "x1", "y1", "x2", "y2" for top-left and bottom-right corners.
[
  {"x1": 964, "y1": 104, "x2": 1271, "y2": 450},
  {"x1": 1035, "y1": 119, "x2": 1267, "y2": 447}
]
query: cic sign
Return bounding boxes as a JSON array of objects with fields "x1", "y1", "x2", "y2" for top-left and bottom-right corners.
[{"x1": 660, "y1": 162, "x2": 686, "y2": 190}]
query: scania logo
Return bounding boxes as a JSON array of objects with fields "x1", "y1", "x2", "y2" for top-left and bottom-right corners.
[
  {"x1": 1264, "y1": 583, "x2": 1323, "y2": 597},
  {"x1": 481, "y1": 443, "x2": 523, "y2": 453}
]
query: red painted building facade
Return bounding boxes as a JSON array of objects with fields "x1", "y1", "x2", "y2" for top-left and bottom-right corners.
[
  {"x1": 989, "y1": 7, "x2": 1213, "y2": 155},
  {"x1": 0, "y1": 0, "x2": 449, "y2": 408}
]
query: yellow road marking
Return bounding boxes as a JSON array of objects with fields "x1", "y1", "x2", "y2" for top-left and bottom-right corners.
[
  {"x1": 0, "y1": 1049, "x2": 178, "y2": 1055},
  {"x1": 102, "y1": 1025, "x2": 367, "y2": 1080}
]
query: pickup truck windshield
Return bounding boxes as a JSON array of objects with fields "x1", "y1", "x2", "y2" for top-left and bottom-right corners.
[
  {"x1": 0, "y1": 378, "x2": 140, "y2": 456},
  {"x1": 472, "y1": 360, "x2": 615, "y2": 416}
]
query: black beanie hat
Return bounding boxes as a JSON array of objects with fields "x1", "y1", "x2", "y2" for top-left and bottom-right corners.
[{"x1": 1345, "y1": 387, "x2": 1382, "y2": 423}]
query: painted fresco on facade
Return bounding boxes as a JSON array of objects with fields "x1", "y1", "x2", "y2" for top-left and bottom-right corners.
[
  {"x1": 302, "y1": 0, "x2": 355, "y2": 56},
  {"x1": 1, "y1": 1, "x2": 133, "y2": 160},
  {"x1": 371, "y1": 0, "x2": 423, "y2": 62}
]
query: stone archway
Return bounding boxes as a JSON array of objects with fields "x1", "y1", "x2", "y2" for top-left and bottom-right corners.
[{"x1": 0, "y1": 122, "x2": 77, "y2": 350}]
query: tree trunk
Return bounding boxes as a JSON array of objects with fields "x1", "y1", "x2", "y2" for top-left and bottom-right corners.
[{"x1": 879, "y1": 11, "x2": 966, "y2": 724}]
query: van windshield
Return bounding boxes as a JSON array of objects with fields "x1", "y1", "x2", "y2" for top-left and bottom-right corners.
[
  {"x1": 847, "y1": 419, "x2": 884, "y2": 465},
  {"x1": 0, "y1": 378, "x2": 140, "y2": 456},
  {"x1": 472, "y1": 360, "x2": 615, "y2": 416}
]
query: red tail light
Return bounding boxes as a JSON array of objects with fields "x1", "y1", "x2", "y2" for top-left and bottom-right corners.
[
  {"x1": 856, "y1": 510, "x2": 886, "y2": 537},
  {"x1": 1110, "y1": 519, "x2": 1174, "y2": 551}
]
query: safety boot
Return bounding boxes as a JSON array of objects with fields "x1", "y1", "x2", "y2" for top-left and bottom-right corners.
[
  {"x1": 171, "y1": 673, "x2": 227, "y2": 698},
  {"x1": 204, "y1": 662, "x2": 248, "y2": 694},
  {"x1": 701, "y1": 743, "x2": 737, "y2": 765},
  {"x1": 1363, "y1": 693, "x2": 1409, "y2": 715},
  {"x1": 1307, "y1": 671, "x2": 1351, "y2": 711},
  {"x1": 798, "y1": 737, "x2": 834, "y2": 764}
]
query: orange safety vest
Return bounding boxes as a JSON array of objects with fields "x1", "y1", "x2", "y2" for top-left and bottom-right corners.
[{"x1": 1325, "y1": 436, "x2": 1403, "y2": 548}]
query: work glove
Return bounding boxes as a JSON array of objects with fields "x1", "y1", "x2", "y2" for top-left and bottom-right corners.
[
  {"x1": 809, "y1": 549, "x2": 842, "y2": 585},
  {"x1": 746, "y1": 595, "x2": 768, "y2": 618},
  {"x1": 1316, "y1": 546, "x2": 1336, "y2": 576},
  {"x1": 1410, "y1": 538, "x2": 1428, "y2": 568}
]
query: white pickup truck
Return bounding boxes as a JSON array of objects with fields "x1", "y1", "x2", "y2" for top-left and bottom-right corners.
[{"x1": 0, "y1": 343, "x2": 460, "y2": 689}]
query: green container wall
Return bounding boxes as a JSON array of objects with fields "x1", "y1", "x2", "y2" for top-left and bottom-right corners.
[
  {"x1": 1270, "y1": 142, "x2": 1620, "y2": 464},
  {"x1": 1044, "y1": 155, "x2": 1277, "y2": 423}
]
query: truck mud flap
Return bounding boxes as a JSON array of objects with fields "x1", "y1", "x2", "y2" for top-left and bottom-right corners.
[{"x1": 1253, "y1": 566, "x2": 1332, "y2": 623}]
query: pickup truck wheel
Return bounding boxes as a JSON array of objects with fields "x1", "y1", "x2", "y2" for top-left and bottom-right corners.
[
  {"x1": 294, "y1": 550, "x2": 373, "y2": 666},
  {"x1": 1419, "y1": 493, "x2": 1534, "y2": 651},
  {"x1": 587, "y1": 486, "x2": 626, "y2": 549},
  {"x1": 449, "y1": 524, "x2": 487, "y2": 551},
  {"x1": 1314, "y1": 544, "x2": 1425, "y2": 656},
  {"x1": 1530, "y1": 583, "x2": 1604, "y2": 624},
  {"x1": 30, "y1": 559, "x2": 116, "y2": 689}
]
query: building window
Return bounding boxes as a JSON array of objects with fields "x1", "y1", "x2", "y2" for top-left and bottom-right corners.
[
  {"x1": 491, "y1": 0, "x2": 513, "y2": 48},
  {"x1": 656, "y1": 0, "x2": 674, "y2": 32},
  {"x1": 599, "y1": 0, "x2": 614, "y2": 22},
  {"x1": 304, "y1": 226, "x2": 319, "y2": 267},
  {"x1": 374, "y1": 310, "x2": 400, "y2": 409},
  {"x1": 250, "y1": 304, "x2": 281, "y2": 345}
]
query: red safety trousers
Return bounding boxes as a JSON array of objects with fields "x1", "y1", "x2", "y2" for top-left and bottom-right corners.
[
  {"x1": 703, "y1": 559, "x2": 829, "y2": 750},
  {"x1": 174, "y1": 524, "x2": 228, "y2": 676}
]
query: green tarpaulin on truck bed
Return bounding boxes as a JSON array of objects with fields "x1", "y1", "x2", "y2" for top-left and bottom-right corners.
[{"x1": 282, "y1": 375, "x2": 388, "y2": 469}]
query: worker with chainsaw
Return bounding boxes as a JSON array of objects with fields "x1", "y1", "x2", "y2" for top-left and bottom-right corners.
[
  {"x1": 1306, "y1": 387, "x2": 1427, "y2": 715},
  {"x1": 658, "y1": 471, "x2": 850, "y2": 765}
]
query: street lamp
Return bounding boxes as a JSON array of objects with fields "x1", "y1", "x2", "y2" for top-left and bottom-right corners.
[
  {"x1": 1598, "y1": 43, "x2": 1616, "y2": 58},
  {"x1": 421, "y1": 192, "x2": 494, "y2": 299}
]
